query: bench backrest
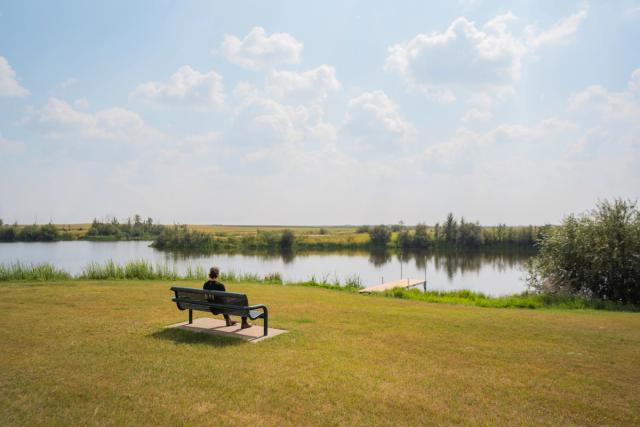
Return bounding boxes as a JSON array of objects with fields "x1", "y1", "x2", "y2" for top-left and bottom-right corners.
[{"x1": 171, "y1": 286, "x2": 250, "y2": 316}]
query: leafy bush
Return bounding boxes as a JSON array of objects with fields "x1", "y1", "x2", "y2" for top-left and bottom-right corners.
[
  {"x1": 280, "y1": 229, "x2": 295, "y2": 249},
  {"x1": 0, "y1": 223, "x2": 61, "y2": 242},
  {"x1": 368, "y1": 225, "x2": 391, "y2": 247},
  {"x1": 355, "y1": 225, "x2": 370, "y2": 233},
  {"x1": 527, "y1": 199, "x2": 640, "y2": 305}
]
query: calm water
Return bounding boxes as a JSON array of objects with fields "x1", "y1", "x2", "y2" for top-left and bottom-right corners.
[{"x1": 0, "y1": 241, "x2": 533, "y2": 296}]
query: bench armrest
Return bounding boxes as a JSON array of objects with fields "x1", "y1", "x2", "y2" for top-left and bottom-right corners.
[{"x1": 248, "y1": 304, "x2": 268, "y2": 318}]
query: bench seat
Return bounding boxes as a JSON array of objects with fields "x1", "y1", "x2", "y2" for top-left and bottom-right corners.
[{"x1": 170, "y1": 286, "x2": 269, "y2": 336}]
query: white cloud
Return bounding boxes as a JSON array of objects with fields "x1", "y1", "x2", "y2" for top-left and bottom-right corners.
[
  {"x1": 386, "y1": 10, "x2": 586, "y2": 102},
  {"x1": 0, "y1": 133, "x2": 24, "y2": 152},
  {"x1": 160, "y1": 132, "x2": 222, "y2": 160},
  {"x1": 0, "y1": 56, "x2": 29, "y2": 97},
  {"x1": 232, "y1": 83, "x2": 335, "y2": 144},
  {"x1": 74, "y1": 98, "x2": 89, "y2": 109},
  {"x1": 425, "y1": 118, "x2": 577, "y2": 165},
  {"x1": 385, "y1": 14, "x2": 527, "y2": 100},
  {"x1": 568, "y1": 69, "x2": 640, "y2": 149},
  {"x1": 569, "y1": 70, "x2": 640, "y2": 122},
  {"x1": 58, "y1": 78, "x2": 78, "y2": 89},
  {"x1": 525, "y1": 10, "x2": 588, "y2": 48},
  {"x1": 130, "y1": 65, "x2": 224, "y2": 110},
  {"x1": 265, "y1": 65, "x2": 340, "y2": 104},
  {"x1": 461, "y1": 108, "x2": 492, "y2": 122},
  {"x1": 180, "y1": 132, "x2": 219, "y2": 146},
  {"x1": 427, "y1": 70, "x2": 640, "y2": 168},
  {"x1": 344, "y1": 90, "x2": 415, "y2": 146},
  {"x1": 490, "y1": 118, "x2": 577, "y2": 143},
  {"x1": 29, "y1": 97, "x2": 162, "y2": 142},
  {"x1": 221, "y1": 27, "x2": 303, "y2": 70},
  {"x1": 628, "y1": 69, "x2": 640, "y2": 92},
  {"x1": 623, "y1": 7, "x2": 640, "y2": 19}
]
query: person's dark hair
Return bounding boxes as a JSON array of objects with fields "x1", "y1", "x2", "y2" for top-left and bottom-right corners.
[{"x1": 209, "y1": 267, "x2": 220, "y2": 279}]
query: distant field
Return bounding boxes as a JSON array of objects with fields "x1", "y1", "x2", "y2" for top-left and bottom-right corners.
[
  {"x1": 3, "y1": 223, "x2": 536, "y2": 249},
  {"x1": 42, "y1": 223, "x2": 374, "y2": 246},
  {"x1": 1, "y1": 280, "x2": 639, "y2": 425},
  {"x1": 48, "y1": 224, "x2": 357, "y2": 233},
  {"x1": 49, "y1": 223, "x2": 361, "y2": 237}
]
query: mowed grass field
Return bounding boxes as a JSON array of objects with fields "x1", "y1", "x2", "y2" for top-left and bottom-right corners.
[{"x1": 1, "y1": 280, "x2": 639, "y2": 426}]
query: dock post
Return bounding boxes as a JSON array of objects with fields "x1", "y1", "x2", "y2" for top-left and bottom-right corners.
[{"x1": 424, "y1": 256, "x2": 427, "y2": 292}]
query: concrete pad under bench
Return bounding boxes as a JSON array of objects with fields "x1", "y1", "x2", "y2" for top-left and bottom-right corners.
[{"x1": 167, "y1": 317, "x2": 288, "y2": 343}]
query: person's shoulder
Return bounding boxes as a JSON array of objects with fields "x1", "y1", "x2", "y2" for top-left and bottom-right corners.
[{"x1": 204, "y1": 279, "x2": 225, "y2": 291}]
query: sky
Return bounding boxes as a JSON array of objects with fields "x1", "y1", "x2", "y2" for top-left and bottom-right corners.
[{"x1": 0, "y1": 0, "x2": 639, "y2": 226}]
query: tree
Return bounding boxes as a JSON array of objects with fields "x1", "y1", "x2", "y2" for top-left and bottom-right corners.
[
  {"x1": 413, "y1": 223, "x2": 430, "y2": 249},
  {"x1": 457, "y1": 217, "x2": 483, "y2": 248},
  {"x1": 40, "y1": 223, "x2": 60, "y2": 241},
  {"x1": 368, "y1": 225, "x2": 391, "y2": 247},
  {"x1": 396, "y1": 229, "x2": 412, "y2": 249},
  {"x1": 444, "y1": 213, "x2": 457, "y2": 243},
  {"x1": 279, "y1": 229, "x2": 295, "y2": 250},
  {"x1": 528, "y1": 199, "x2": 640, "y2": 305},
  {"x1": 356, "y1": 225, "x2": 370, "y2": 233}
]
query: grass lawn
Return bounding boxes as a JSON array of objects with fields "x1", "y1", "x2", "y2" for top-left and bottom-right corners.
[{"x1": 1, "y1": 280, "x2": 639, "y2": 426}]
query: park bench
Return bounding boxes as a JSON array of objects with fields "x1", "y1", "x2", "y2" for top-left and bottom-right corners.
[{"x1": 170, "y1": 286, "x2": 269, "y2": 336}]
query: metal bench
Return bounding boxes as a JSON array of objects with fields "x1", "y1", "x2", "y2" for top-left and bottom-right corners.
[{"x1": 170, "y1": 286, "x2": 269, "y2": 336}]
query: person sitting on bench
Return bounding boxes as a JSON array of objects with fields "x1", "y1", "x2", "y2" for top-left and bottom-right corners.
[{"x1": 203, "y1": 267, "x2": 251, "y2": 329}]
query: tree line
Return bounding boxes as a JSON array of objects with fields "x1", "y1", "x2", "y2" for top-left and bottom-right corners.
[
  {"x1": 151, "y1": 225, "x2": 296, "y2": 251},
  {"x1": 0, "y1": 220, "x2": 64, "y2": 242},
  {"x1": 0, "y1": 215, "x2": 165, "y2": 242},
  {"x1": 85, "y1": 215, "x2": 164, "y2": 240},
  {"x1": 365, "y1": 213, "x2": 548, "y2": 250}
]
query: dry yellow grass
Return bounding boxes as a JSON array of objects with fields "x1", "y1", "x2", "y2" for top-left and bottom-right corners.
[{"x1": 1, "y1": 280, "x2": 639, "y2": 426}]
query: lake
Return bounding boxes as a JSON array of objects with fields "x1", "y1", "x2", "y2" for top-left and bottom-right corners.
[{"x1": 0, "y1": 241, "x2": 533, "y2": 295}]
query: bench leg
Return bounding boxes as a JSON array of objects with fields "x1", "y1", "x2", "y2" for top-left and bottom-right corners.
[
  {"x1": 188, "y1": 309, "x2": 192, "y2": 324},
  {"x1": 263, "y1": 314, "x2": 268, "y2": 336}
]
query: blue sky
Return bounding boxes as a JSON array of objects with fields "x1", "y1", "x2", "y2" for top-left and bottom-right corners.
[{"x1": 1, "y1": 0, "x2": 639, "y2": 225}]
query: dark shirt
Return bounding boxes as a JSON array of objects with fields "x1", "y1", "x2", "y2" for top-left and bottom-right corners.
[
  {"x1": 203, "y1": 279, "x2": 226, "y2": 291},
  {"x1": 203, "y1": 279, "x2": 226, "y2": 314}
]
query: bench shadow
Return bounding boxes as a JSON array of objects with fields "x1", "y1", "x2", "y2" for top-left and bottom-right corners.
[{"x1": 150, "y1": 328, "x2": 245, "y2": 348}]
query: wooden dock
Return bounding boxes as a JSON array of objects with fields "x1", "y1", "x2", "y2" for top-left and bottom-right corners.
[{"x1": 359, "y1": 278, "x2": 425, "y2": 293}]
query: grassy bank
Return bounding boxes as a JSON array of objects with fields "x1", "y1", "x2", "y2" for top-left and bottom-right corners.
[
  {"x1": 380, "y1": 287, "x2": 640, "y2": 311},
  {"x1": 0, "y1": 261, "x2": 363, "y2": 291},
  {"x1": 1, "y1": 279, "x2": 639, "y2": 425},
  {"x1": 2, "y1": 261, "x2": 637, "y2": 311}
]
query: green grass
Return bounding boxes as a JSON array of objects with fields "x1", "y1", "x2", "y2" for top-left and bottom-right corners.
[
  {"x1": 0, "y1": 261, "x2": 72, "y2": 281},
  {"x1": 0, "y1": 261, "x2": 287, "y2": 284},
  {"x1": 0, "y1": 280, "x2": 639, "y2": 426},
  {"x1": 4, "y1": 261, "x2": 639, "y2": 312},
  {"x1": 380, "y1": 288, "x2": 640, "y2": 311}
]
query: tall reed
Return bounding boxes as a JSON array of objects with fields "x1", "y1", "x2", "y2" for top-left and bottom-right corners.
[{"x1": 0, "y1": 262, "x2": 72, "y2": 281}]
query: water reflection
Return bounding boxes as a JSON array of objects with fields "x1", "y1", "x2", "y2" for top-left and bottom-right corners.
[
  {"x1": 159, "y1": 246, "x2": 532, "y2": 280},
  {"x1": 0, "y1": 242, "x2": 534, "y2": 295}
]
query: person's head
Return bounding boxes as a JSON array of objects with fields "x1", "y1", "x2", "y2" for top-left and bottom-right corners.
[{"x1": 209, "y1": 266, "x2": 220, "y2": 280}]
